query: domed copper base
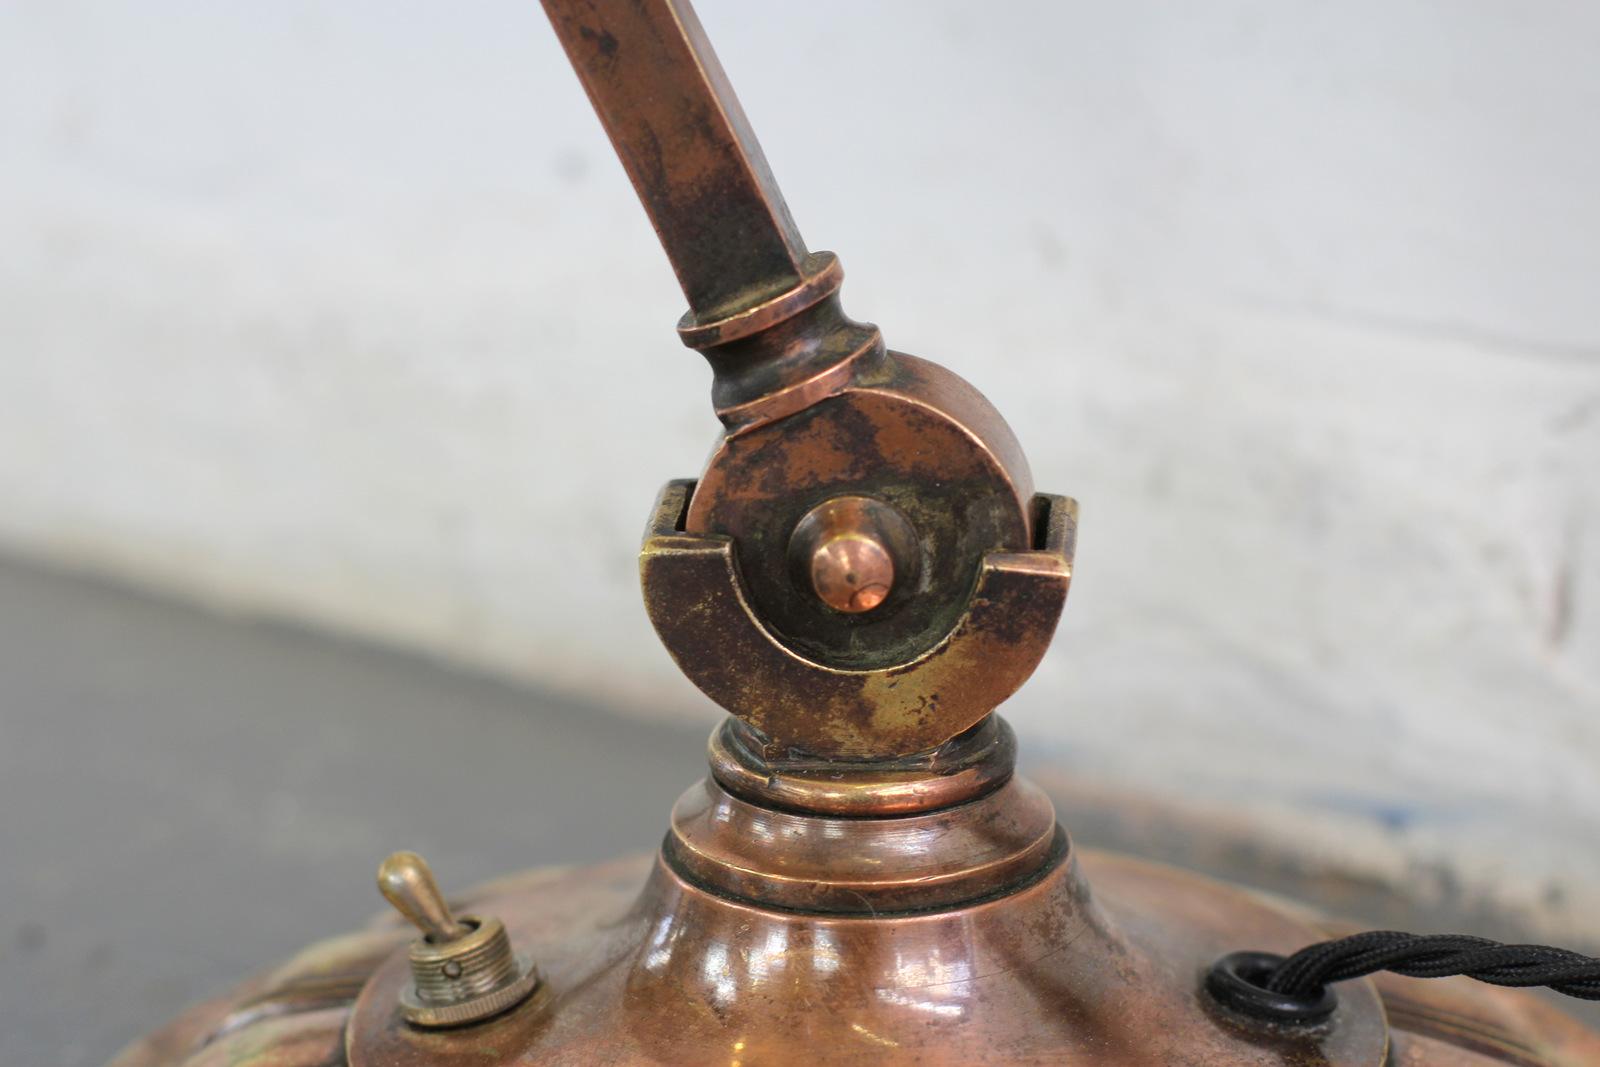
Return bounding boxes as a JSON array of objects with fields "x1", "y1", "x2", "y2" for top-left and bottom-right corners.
[
  {"x1": 346, "y1": 832, "x2": 1395, "y2": 1065},
  {"x1": 110, "y1": 757, "x2": 1600, "y2": 1066}
]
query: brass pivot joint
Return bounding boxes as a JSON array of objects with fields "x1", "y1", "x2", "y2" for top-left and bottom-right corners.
[{"x1": 377, "y1": 851, "x2": 541, "y2": 1028}]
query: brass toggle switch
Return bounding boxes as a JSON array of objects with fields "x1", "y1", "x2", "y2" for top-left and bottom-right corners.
[{"x1": 377, "y1": 851, "x2": 541, "y2": 1028}]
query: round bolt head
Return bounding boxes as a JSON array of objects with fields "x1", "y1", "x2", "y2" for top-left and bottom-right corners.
[
  {"x1": 810, "y1": 532, "x2": 893, "y2": 612},
  {"x1": 788, "y1": 496, "x2": 918, "y2": 615}
]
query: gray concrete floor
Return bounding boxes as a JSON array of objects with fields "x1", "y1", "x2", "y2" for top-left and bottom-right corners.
[
  {"x1": 0, "y1": 557, "x2": 710, "y2": 1066},
  {"x1": 3, "y1": 557, "x2": 1595, "y2": 1065}
]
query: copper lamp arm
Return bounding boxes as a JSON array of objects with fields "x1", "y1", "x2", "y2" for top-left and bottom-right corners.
[{"x1": 540, "y1": 0, "x2": 811, "y2": 321}]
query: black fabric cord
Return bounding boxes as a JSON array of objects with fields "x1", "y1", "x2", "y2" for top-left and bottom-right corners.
[{"x1": 1265, "y1": 931, "x2": 1600, "y2": 1002}]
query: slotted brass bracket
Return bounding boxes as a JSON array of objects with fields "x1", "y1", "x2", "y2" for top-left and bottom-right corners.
[{"x1": 641, "y1": 481, "x2": 1077, "y2": 759}]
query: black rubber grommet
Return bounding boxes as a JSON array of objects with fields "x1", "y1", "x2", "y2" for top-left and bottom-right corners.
[{"x1": 1205, "y1": 951, "x2": 1338, "y2": 1025}]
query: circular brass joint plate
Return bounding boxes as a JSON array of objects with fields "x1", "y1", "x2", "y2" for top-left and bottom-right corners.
[{"x1": 683, "y1": 353, "x2": 1038, "y2": 674}]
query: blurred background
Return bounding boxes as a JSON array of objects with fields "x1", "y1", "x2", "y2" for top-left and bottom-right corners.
[{"x1": 2, "y1": 1, "x2": 1597, "y2": 1063}]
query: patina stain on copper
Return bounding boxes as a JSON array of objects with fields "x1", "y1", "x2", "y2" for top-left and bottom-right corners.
[
  {"x1": 682, "y1": 352, "x2": 1041, "y2": 680},
  {"x1": 707, "y1": 713, "x2": 1019, "y2": 816}
]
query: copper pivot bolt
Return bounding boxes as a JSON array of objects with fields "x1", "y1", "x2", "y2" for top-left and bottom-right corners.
[{"x1": 789, "y1": 496, "x2": 915, "y2": 614}]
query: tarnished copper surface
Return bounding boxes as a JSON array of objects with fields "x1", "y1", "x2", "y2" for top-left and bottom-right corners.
[
  {"x1": 665, "y1": 775, "x2": 1058, "y2": 914},
  {"x1": 643, "y1": 482, "x2": 1075, "y2": 759},
  {"x1": 708, "y1": 714, "x2": 1017, "y2": 816},
  {"x1": 1389, "y1": 1034, "x2": 1531, "y2": 1067},
  {"x1": 111, "y1": 842, "x2": 1600, "y2": 1067},
  {"x1": 1371, "y1": 971, "x2": 1600, "y2": 1067},
  {"x1": 541, "y1": 0, "x2": 882, "y2": 430},
  {"x1": 184, "y1": 1009, "x2": 347, "y2": 1067},
  {"x1": 539, "y1": 0, "x2": 806, "y2": 322},
  {"x1": 345, "y1": 819, "x2": 1395, "y2": 1066},
  {"x1": 110, "y1": 924, "x2": 409, "y2": 1067},
  {"x1": 682, "y1": 353, "x2": 1042, "y2": 677}
]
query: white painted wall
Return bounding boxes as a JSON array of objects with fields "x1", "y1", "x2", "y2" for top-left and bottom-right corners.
[{"x1": 3, "y1": 2, "x2": 1597, "y2": 929}]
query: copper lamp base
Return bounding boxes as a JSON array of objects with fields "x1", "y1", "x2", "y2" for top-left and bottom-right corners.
[{"x1": 112, "y1": 722, "x2": 1600, "y2": 1067}]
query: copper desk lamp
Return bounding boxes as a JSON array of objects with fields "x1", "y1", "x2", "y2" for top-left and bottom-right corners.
[{"x1": 112, "y1": 3, "x2": 1600, "y2": 1065}]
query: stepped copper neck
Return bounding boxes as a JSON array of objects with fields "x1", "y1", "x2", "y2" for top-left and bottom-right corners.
[
  {"x1": 707, "y1": 714, "x2": 1018, "y2": 817},
  {"x1": 672, "y1": 715, "x2": 1057, "y2": 915}
]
